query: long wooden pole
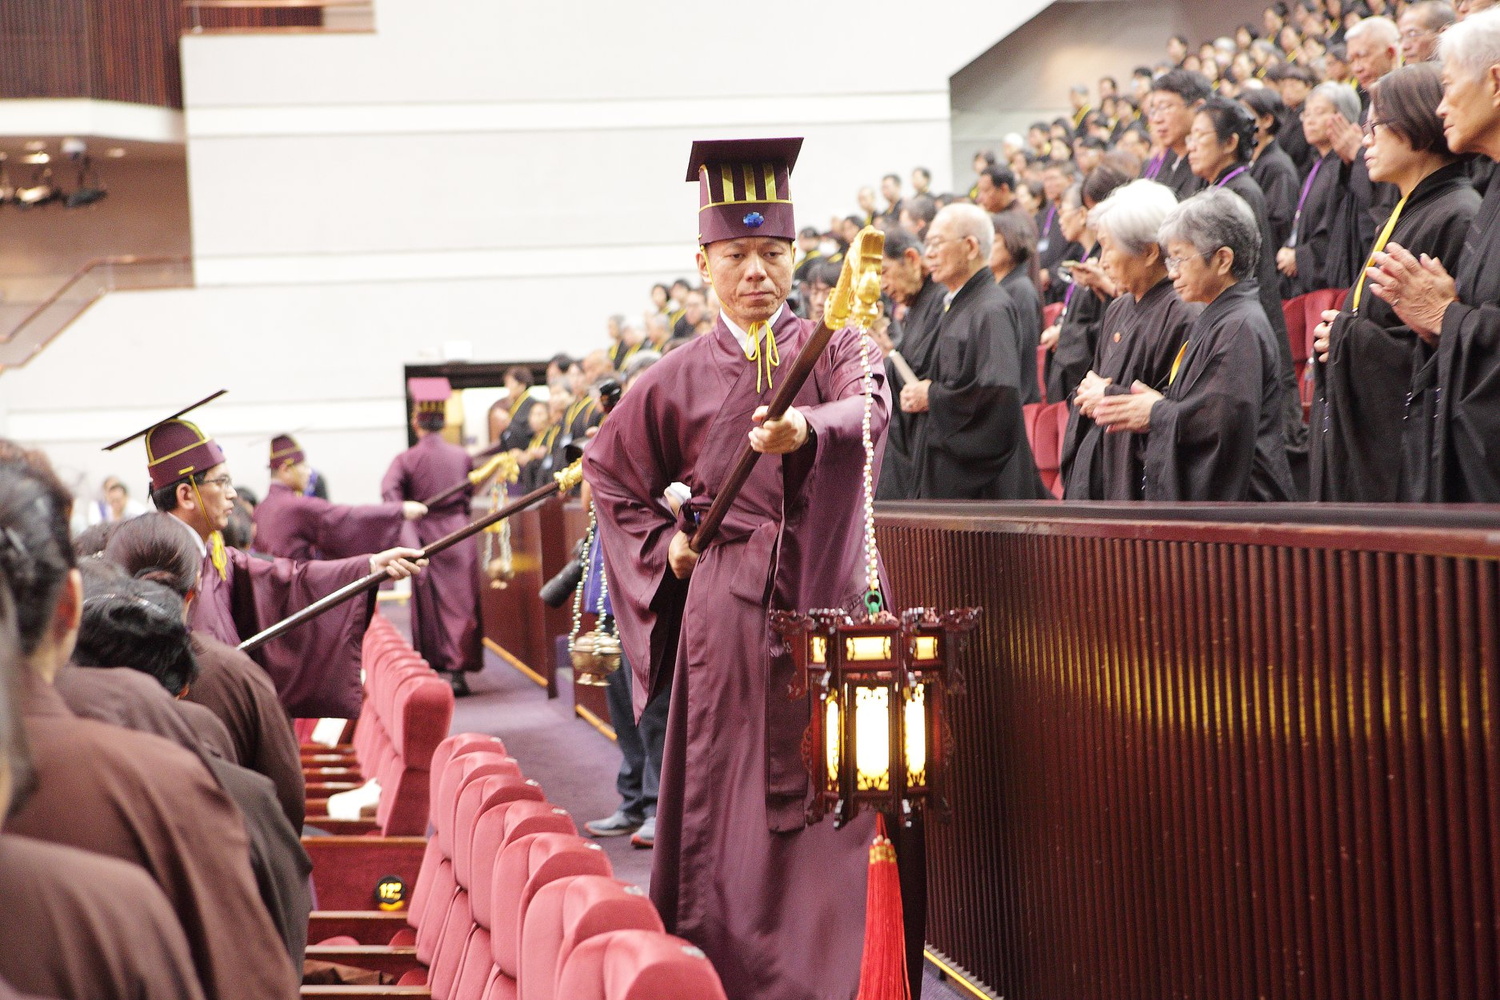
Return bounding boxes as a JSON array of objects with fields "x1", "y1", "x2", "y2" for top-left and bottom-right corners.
[
  {"x1": 238, "y1": 461, "x2": 581, "y2": 653},
  {"x1": 689, "y1": 226, "x2": 885, "y2": 553}
]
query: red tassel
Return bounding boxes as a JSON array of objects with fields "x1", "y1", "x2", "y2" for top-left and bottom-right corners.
[{"x1": 856, "y1": 813, "x2": 911, "y2": 1000}]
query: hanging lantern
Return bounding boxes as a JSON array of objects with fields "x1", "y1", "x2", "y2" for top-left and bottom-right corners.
[{"x1": 773, "y1": 605, "x2": 979, "y2": 828}]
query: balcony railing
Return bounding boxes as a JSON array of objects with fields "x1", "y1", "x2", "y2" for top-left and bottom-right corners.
[{"x1": 0, "y1": 255, "x2": 193, "y2": 372}]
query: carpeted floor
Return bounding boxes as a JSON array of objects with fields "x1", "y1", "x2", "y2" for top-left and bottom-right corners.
[{"x1": 403, "y1": 602, "x2": 971, "y2": 1000}]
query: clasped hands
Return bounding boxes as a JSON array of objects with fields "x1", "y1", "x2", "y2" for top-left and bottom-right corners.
[
  {"x1": 1076, "y1": 369, "x2": 1161, "y2": 432},
  {"x1": 1363, "y1": 242, "x2": 1456, "y2": 345}
]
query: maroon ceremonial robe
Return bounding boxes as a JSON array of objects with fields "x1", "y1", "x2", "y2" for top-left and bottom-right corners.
[
  {"x1": 189, "y1": 529, "x2": 374, "y2": 718},
  {"x1": 0, "y1": 834, "x2": 206, "y2": 1000},
  {"x1": 585, "y1": 309, "x2": 889, "y2": 1000},
  {"x1": 252, "y1": 481, "x2": 408, "y2": 561},
  {"x1": 381, "y1": 433, "x2": 482, "y2": 674},
  {"x1": 188, "y1": 633, "x2": 306, "y2": 829},
  {"x1": 5, "y1": 679, "x2": 299, "y2": 1000}
]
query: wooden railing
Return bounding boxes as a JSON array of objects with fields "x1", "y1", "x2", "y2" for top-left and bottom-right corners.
[
  {"x1": 0, "y1": 255, "x2": 193, "y2": 372},
  {"x1": 877, "y1": 501, "x2": 1500, "y2": 1000}
]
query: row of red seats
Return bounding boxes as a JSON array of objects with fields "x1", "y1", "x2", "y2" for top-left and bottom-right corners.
[{"x1": 305, "y1": 733, "x2": 726, "y2": 999}]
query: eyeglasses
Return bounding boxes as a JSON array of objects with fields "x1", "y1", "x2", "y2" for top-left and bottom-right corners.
[
  {"x1": 1165, "y1": 250, "x2": 1214, "y2": 271},
  {"x1": 201, "y1": 475, "x2": 234, "y2": 490},
  {"x1": 1401, "y1": 26, "x2": 1434, "y2": 40},
  {"x1": 1361, "y1": 117, "x2": 1393, "y2": 138},
  {"x1": 923, "y1": 234, "x2": 972, "y2": 252}
]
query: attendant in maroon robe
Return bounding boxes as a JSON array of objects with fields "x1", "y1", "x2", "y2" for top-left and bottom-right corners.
[
  {"x1": 586, "y1": 137, "x2": 888, "y2": 1000},
  {"x1": 381, "y1": 378, "x2": 483, "y2": 684},
  {"x1": 0, "y1": 451, "x2": 298, "y2": 1000},
  {"x1": 255, "y1": 434, "x2": 423, "y2": 560},
  {"x1": 103, "y1": 398, "x2": 423, "y2": 718}
]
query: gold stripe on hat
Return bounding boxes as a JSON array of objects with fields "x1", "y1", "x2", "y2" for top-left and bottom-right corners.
[
  {"x1": 742, "y1": 165, "x2": 759, "y2": 201},
  {"x1": 269, "y1": 445, "x2": 300, "y2": 460},
  {"x1": 721, "y1": 165, "x2": 736, "y2": 202},
  {"x1": 763, "y1": 165, "x2": 778, "y2": 200},
  {"x1": 698, "y1": 197, "x2": 794, "y2": 211}
]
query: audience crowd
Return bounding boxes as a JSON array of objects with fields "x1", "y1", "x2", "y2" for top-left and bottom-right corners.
[{"x1": 538, "y1": 0, "x2": 1500, "y2": 503}]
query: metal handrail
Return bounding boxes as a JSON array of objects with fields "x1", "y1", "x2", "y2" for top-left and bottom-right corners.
[{"x1": 0, "y1": 255, "x2": 192, "y2": 372}]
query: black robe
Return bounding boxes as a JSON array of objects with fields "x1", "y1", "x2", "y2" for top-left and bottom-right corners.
[
  {"x1": 1036, "y1": 203, "x2": 1080, "y2": 305},
  {"x1": 1251, "y1": 142, "x2": 1300, "y2": 251},
  {"x1": 1147, "y1": 150, "x2": 1206, "y2": 202},
  {"x1": 999, "y1": 266, "x2": 1044, "y2": 404},
  {"x1": 1422, "y1": 164, "x2": 1500, "y2": 500},
  {"x1": 1277, "y1": 107, "x2": 1314, "y2": 175},
  {"x1": 910, "y1": 268, "x2": 1047, "y2": 500},
  {"x1": 1218, "y1": 165, "x2": 1308, "y2": 497},
  {"x1": 1045, "y1": 243, "x2": 1112, "y2": 405},
  {"x1": 1284, "y1": 150, "x2": 1345, "y2": 298},
  {"x1": 1061, "y1": 278, "x2": 1200, "y2": 499},
  {"x1": 876, "y1": 275, "x2": 946, "y2": 500},
  {"x1": 1310, "y1": 163, "x2": 1479, "y2": 501},
  {"x1": 1143, "y1": 281, "x2": 1297, "y2": 501}
]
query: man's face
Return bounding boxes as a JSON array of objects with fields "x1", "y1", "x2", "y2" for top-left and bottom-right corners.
[
  {"x1": 683, "y1": 291, "x2": 706, "y2": 324},
  {"x1": 1281, "y1": 77, "x2": 1312, "y2": 108},
  {"x1": 105, "y1": 482, "x2": 127, "y2": 516},
  {"x1": 797, "y1": 233, "x2": 821, "y2": 253},
  {"x1": 806, "y1": 280, "x2": 833, "y2": 321},
  {"x1": 1131, "y1": 73, "x2": 1152, "y2": 102},
  {"x1": 881, "y1": 248, "x2": 926, "y2": 305},
  {"x1": 284, "y1": 460, "x2": 311, "y2": 493},
  {"x1": 839, "y1": 218, "x2": 862, "y2": 242},
  {"x1": 1119, "y1": 129, "x2": 1152, "y2": 161},
  {"x1": 698, "y1": 237, "x2": 793, "y2": 327},
  {"x1": 1099, "y1": 77, "x2": 1118, "y2": 99},
  {"x1": 1042, "y1": 169, "x2": 1068, "y2": 203},
  {"x1": 976, "y1": 173, "x2": 1004, "y2": 212},
  {"x1": 182, "y1": 464, "x2": 236, "y2": 534},
  {"x1": 880, "y1": 176, "x2": 901, "y2": 204},
  {"x1": 1149, "y1": 89, "x2": 1196, "y2": 149},
  {"x1": 911, "y1": 169, "x2": 930, "y2": 193},
  {"x1": 923, "y1": 215, "x2": 979, "y2": 290},
  {"x1": 1438, "y1": 55, "x2": 1500, "y2": 156},
  {"x1": 857, "y1": 187, "x2": 876, "y2": 213},
  {"x1": 1347, "y1": 33, "x2": 1397, "y2": 89},
  {"x1": 1399, "y1": 10, "x2": 1439, "y2": 62}
]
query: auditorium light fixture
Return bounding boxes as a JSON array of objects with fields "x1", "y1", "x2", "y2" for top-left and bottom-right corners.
[{"x1": 772, "y1": 605, "x2": 979, "y2": 828}]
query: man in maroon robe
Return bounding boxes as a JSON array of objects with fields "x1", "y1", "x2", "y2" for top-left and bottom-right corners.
[
  {"x1": 105, "y1": 396, "x2": 423, "y2": 718},
  {"x1": 254, "y1": 433, "x2": 424, "y2": 561},
  {"x1": 381, "y1": 378, "x2": 483, "y2": 689},
  {"x1": 584, "y1": 137, "x2": 888, "y2": 1000}
]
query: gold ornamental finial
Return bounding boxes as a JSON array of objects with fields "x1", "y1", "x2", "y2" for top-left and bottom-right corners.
[
  {"x1": 823, "y1": 226, "x2": 886, "y2": 332},
  {"x1": 554, "y1": 458, "x2": 584, "y2": 493},
  {"x1": 470, "y1": 451, "x2": 520, "y2": 488}
]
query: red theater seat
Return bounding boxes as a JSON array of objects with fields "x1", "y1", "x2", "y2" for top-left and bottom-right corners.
[
  {"x1": 555, "y1": 929, "x2": 728, "y2": 1000},
  {"x1": 519, "y1": 876, "x2": 663, "y2": 1000}
]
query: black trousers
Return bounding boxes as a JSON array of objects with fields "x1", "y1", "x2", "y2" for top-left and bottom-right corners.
[{"x1": 603, "y1": 655, "x2": 669, "y2": 819}]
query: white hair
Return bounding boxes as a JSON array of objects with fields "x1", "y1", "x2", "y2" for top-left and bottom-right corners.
[
  {"x1": 934, "y1": 203, "x2": 994, "y2": 260},
  {"x1": 1346, "y1": 15, "x2": 1401, "y2": 46},
  {"x1": 1089, "y1": 180, "x2": 1180, "y2": 257},
  {"x1": 1158, "y1": 187, "x2": 1261, "y2": 280},
  {"x1": 1440, "y1": 6, "x2": 1500, "y2": 81},
  {"x1": 1308, "y1": 81, "x2": 1363, "y2": 123}
]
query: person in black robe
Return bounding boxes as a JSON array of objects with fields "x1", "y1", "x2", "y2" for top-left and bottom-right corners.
[
  {"x1": 1094, "y1": 188, "x2": 1296, "y2": 501},
  {"x1": 1272, "y1": 64, "x2": 1319, "y2": 174},
  {"x1": 1243, "y1": 87, "x2": 1301, "y2": 250},
  {"x1": 1063, "y1": 179, "x2": 1201, "y2": 499},
  {"x1": 905, "y1": 204, "x2": 1047, "y2": 500},
  {"x1": 1277, "y1": 83, "x2": 1365, "y2": 298},
  {"x1": 874, "y1": 228, "x2": 946, "y2": 500},
  {"x1": 1035, "y1": 163, "x2": 1082, "y2": 305},
  {"x1": 1189, "y1": 96, "x2": 1308, "y2": 496},
  {"x1": 1309, "y1": 64, "x2": 1479, "y2": 501},
  {"x1": 498, "y1": 366, "x2": 544, "y2": 454},
  {"x1": 1364, "y1": 18, "x2": 1500, "y2": 501},
  {"x1": 1142, "y1": 69, "x2": 1212, "y2": 201},
  {"x1": 991, "y1": 209, "x2": 1044, "y2": 404},
  {"x1": 1043, "y1": 170, "x2": 1124, "y2": 406}
]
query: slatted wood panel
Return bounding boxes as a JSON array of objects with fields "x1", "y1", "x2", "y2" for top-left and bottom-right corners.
[
  {"x1": 0, "y1": 0, "x2": 319, "y2": 108},
  {"x1": 877, "y1": 504, "x2": 1500, "y2": 1000}
]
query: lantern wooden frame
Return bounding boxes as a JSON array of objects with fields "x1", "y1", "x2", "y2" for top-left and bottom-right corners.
[{"x1": 774, "y1": 606, "x2": 980, "y2": 828}]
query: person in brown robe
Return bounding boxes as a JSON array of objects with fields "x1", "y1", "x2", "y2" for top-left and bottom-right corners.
[
  {"x1": 586, "y1": 137, "x2": 889, "y2": 1000},
  {"x1": 105, "y1": 512, "x2": 306, "y2": 828},
  {"x1": 0, "y1": 450, "x2": 299, "y2": 1000},
  {"x1": 381, "y1": 377, "x2": 483, "y2": 686},
  {"x1": 103, "y1": 401, "x2": 423, "y2": 718},
  {"x1": 254, "y1": 433, "x2": 424, "y2": 561}
]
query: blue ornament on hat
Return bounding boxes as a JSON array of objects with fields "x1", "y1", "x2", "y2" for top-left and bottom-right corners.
[{"x1": 743, "y1": 211, "x2": 765, "y2": 228}]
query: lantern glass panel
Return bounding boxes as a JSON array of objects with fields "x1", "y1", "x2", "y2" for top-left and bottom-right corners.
[
  {"x1": 810, "y1": 635, "x2": 827, "y2": 664},
  {"x1": 824, "y1": 693, "x2": 840, "y2": 790},
  {"x1": 912, "y1": 635, "x2": 939, "y2": 661},
  {"x1": 846, "y1": 635, "x2": 892, "y2": 662},
  {"x1": 904, "y1": 683, "x2": 928, "y2": 788},
  {"x1": 854, "y1": 685, "x2": 892, "y2": 791}
]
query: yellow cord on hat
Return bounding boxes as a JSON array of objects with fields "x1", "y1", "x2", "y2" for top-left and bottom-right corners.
[
  {"x1": 1350, "y1": 192, "x2": 1410, "y2": 313},
  {"x1": 744, "y1": 321, "x2": 779, "y2": 393}
]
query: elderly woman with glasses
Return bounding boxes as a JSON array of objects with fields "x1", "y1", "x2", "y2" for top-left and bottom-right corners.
[
  {"x1": 1092, "y1": 187, "x2": 1297, "y2": 500},
  {"x1": 1309, "y1": 62, "x2": 1480, "y2": 501},
  {"x1": 1063, "y1": 180, "x2": 1202, "y2": 499}
]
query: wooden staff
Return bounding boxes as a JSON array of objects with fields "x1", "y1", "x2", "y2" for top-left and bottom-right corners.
[
  {"x1": 689, "y1": 227, "x2": 886, "y2": 552},
  {"x1": 239, "y1": 460, "x2": 582, "y2": 653},
  {"x1": 420, "y1": 451, "x2": 519, "y2": 507}
]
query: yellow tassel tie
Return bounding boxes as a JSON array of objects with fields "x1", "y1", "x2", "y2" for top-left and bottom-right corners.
[
  {"x1": 745, "y1": 320, "x2": 779, "y2": 393},
  {"x1": 210, "y1": 531, "x2": 228, "y2": 581},
  {"x1": 1351, "y1": 191, "x2": 1410, "y2": 313}
]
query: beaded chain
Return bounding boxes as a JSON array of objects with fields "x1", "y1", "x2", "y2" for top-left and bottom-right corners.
[
  {"x1": 568, "y1": 509, "x2": 596, "y2": 652},
  {"x1": 859, "y1": 329, "x2": 884, "y2": 619}
]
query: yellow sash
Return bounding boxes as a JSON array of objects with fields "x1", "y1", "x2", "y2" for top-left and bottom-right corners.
[{"x1": 1350, "y1": 192, "x2": 1410, "y2": 313}]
